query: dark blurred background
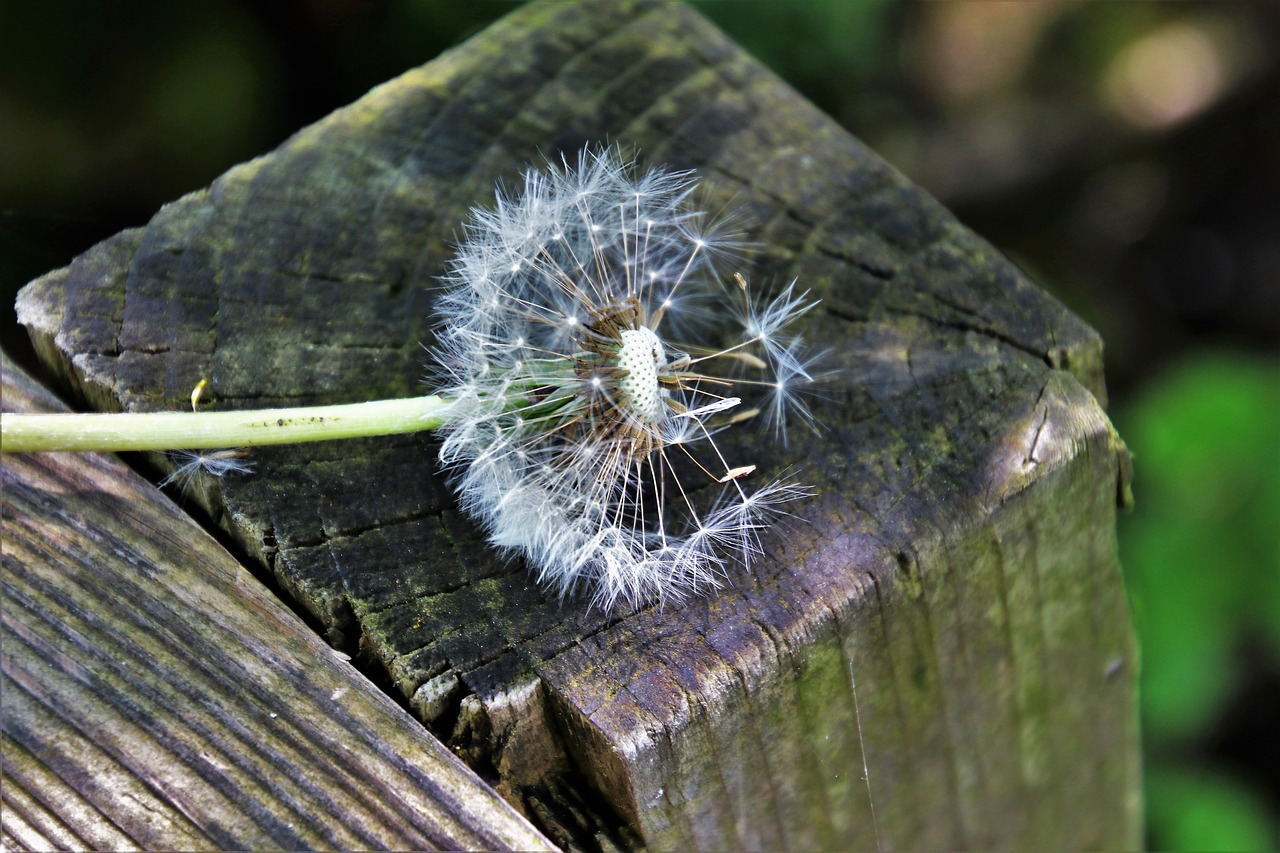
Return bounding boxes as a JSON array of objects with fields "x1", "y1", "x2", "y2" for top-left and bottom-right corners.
[{"x1": 2, "y1": 1, "x2": 1276, "y2": 847}]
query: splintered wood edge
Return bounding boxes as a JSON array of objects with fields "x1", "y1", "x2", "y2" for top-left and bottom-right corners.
[{"x1": 0, "y1": 354, "x2": 553, "y2": 852}]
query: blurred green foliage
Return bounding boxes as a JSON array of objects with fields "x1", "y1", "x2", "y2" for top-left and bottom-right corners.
[
  {"x1": 1121, "y1": 356, "x2": 1280, "y2": 740},
  {"x1": 1148, "y1": 765, "x2": 1277, "y2": 852},
  {"x1": 1117, "y1": 354, "x2": 1280, "y2": 849}
]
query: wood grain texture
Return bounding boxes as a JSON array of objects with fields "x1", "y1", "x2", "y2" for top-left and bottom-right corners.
[
  {"x1": 14, "y1": 0, "x2": 1140, "y2": 848},
  {"x1": 0, "y1": 356, "x2": 553, "y2": 851}
]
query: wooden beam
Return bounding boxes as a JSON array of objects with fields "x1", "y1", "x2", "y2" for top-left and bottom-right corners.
[
  {"x1": 12, "y1": 0, "x2": 1140, "y2": 847},
  {"x1": 0, "y1": 356, "x2": 553, "y2": 851}
]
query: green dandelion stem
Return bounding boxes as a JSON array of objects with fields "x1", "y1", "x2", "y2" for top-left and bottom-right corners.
[{"x1": 1, "y1": 395, "x2": 452, "y2": 453}]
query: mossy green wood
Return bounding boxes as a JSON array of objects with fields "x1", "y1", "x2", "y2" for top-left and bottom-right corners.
[
  {"x1": 15, "y1": 0, "x2": 1140, "y2": 848},
  {"x1": 0, "y1": 357, "x2": 553, "y2": 851}
]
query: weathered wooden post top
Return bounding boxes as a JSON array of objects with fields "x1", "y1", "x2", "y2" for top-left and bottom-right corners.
[{"x1": 3, "y1": 1, "x2": 1139, "y2": 849}]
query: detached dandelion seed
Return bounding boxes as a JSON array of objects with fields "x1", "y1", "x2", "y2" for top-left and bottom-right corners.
[
  {"x1": 433, "y1": 148, "x2": 819, "y2": 609},
  {"x1": 159, "y1": 448, "x2": 255, "y2": 489}
]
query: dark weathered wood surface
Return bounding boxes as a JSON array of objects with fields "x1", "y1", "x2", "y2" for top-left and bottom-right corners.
[
  {"x1": 0, "y1": 356, "x2": 553, "y2": 851},
  {"x1": 13, "y1": 0, "x2": 1139, "y2": 849}
]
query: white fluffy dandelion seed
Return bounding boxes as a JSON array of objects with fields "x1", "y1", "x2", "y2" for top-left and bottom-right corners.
[
  {"x1": 432, "y1": 148, "x2": 818, "y2": 609},
  {"x1": 159, "y1": 448, "x2": 255, "y2": 489}
]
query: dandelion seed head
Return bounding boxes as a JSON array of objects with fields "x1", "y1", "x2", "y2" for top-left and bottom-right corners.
[{"x1": 432, "y1": 147, "x2": 820, "y2": 610}]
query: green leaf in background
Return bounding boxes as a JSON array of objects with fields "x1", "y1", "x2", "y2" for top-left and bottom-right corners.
[
  {"x1": 1117, "y1": 351, "x2": 1280, "y2": 849},
  {"x1": 1146, "y1": 766, "x2": 1278, "y2": 851},
  {"x1": 1119, "y1": 352, "x2": 1280, "y2": 741}
]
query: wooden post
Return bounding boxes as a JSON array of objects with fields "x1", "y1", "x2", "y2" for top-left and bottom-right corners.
[{"x1": 11, "y1": 0, "x2": 1139, "y2": 848}]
